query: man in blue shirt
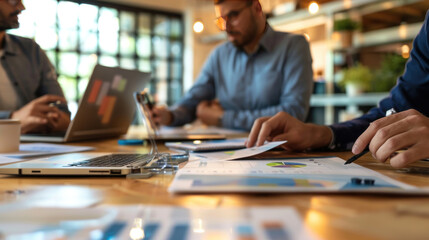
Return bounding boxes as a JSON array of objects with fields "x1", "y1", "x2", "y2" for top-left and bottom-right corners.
[
  {"x1": 152, "y1": 0, "x2": 313, "y2": 131},
  {"x1": 247, "y1": 10, "x2": 429, "y2": 168},
  {"x1": 0, "y1": 0, "x2": 70, "y2": 133}
]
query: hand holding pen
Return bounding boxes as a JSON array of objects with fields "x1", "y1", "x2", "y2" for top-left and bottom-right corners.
[
  {"x1": 346, "y1": 109, "x2": 429, "y2": 168},
  {"x1": 345, "y1": 108, "x2": 396, "y2": 165}
]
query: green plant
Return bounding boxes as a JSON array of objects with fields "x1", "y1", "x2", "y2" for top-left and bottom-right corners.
[
  {"x1": 338, "y1": 64, "x2": 373, "y2": 91},
  {"x1": 334, "y1": 18, "x2": 359, "y2": 32},
  {"x1": 372, "y1": 54, "x2": 408, "y2": 92}
]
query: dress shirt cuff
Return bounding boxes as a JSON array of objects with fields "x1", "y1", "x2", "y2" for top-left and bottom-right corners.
[
  {"x1": 326, "y1": 126, "x2": 336, "y2": 150},
  {"x1": 169, "y1": 106, "x2": 193, "y2": 126},
  {"x1": 329, "y1": 124, "x2": 357, "y2": 150}
]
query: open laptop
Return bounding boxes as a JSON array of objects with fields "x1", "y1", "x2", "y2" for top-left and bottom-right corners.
[
  {"x1": 21, "y1": 65, "x2": 150, "y2": 143},
  {"x1": 0, "y1": 92, "x2": 188, "y2": 176}
]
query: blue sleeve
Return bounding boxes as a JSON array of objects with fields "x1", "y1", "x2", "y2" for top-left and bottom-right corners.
[
  {"x1": 330, "y1": 10, "x2": 429, "y2": 150},
  {"x1": 169, "y1": 48, "x2": 217, "y2": 126},
  {"x1": 222, "y1": 35, "x2": 313, "y2": 130}
]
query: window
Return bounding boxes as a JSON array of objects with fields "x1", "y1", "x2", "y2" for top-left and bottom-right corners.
[{"x1": 9, "y1": 0, "x2": 184, "y2": 114}]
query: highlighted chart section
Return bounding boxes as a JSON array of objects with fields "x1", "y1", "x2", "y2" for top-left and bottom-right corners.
[
  {"x1": 267, "y1": 162, "x2": 306, "y2": 168},
  {"x1": 88, "y1": 79, "x2": 102, "y2": 103},
  {"x1": 99, "y1": 96, "x2": 117, "y2": 124}
]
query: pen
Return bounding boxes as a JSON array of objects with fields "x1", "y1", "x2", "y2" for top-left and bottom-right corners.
[
  {"x1": 344, "y1": 108, "x2": 397, "y2": 165},
  {"x1": 344, "y1": 149, "x2": 369, "y2": 165}
]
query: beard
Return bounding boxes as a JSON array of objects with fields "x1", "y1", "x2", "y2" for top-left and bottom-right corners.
[
  {"x1": 227, "y1": 15, "x2": 258, "y2": 49},
  {"x1": 0, "y1": 11, "x2": 20, "y2": 31}
]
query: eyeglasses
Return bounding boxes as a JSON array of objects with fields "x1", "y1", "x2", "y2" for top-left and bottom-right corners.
[
  {"x1": 214, "y1": 3, "x2": 252, "y2": 31},
  {"x1": 5, "y1": 0, "x2": 22, "y2": 6}
]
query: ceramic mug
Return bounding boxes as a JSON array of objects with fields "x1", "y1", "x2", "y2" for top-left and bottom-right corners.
[{"x1": 0, "y1": 120, "x2": 20, "y2": 153}]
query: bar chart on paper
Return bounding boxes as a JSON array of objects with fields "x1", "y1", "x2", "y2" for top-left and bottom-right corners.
[
  {"x1": 169, "y1": 157, "x2": 425, "y2": 194},
  {"x1": 96, "y1": 206, "x2": 318, "y2": 240}
]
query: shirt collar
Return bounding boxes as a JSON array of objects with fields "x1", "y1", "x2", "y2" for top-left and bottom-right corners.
[
  {"x1": 258, "y1": 24, "x2": 276, "y2": 52},
  {"x1": 3, "y1": 34, "x2": 17, "y2": 56}
]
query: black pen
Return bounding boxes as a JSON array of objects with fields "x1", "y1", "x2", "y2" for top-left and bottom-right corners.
[
  {"x1": 344, "y1": 108, "x2": 397, "y2": 165},
  {"x1": 344, "y1": 149, "x2": 369, "y2": 165}
]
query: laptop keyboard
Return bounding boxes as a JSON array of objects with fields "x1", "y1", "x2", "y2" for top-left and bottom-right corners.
[{"x1": 67, "y1": 154, "x2": 152, "y2": 167}]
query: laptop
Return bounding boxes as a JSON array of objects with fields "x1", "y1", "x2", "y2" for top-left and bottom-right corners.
[
  {"x1": 0, "y1": 92, "x2": 188, "y2": 176},
  {"x1": 0, "y1": 152, "x2": 155, "y2": 175},
  {"x1": 21, "y1": 65, "x2": 150, "y2": 143}
]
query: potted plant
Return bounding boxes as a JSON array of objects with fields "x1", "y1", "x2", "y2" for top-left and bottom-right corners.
[
  {"x1": 338, "y1": 64, "x2": 372, "y2": 96},
  {"x1": 372, "y1": 54, "x2": 408, "y2": 92},
  {"x1": 333, "y1": 18, "x2": 359, "y2": 48}
]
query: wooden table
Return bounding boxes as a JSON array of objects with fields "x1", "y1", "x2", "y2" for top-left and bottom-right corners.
[{"x1": 1, "y1": 138, "x2": 429, "y2": 240}]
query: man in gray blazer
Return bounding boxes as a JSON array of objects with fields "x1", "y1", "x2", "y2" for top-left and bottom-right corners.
[{"x1": 0, "y1": 0, "x2": 70, "y2": 133}]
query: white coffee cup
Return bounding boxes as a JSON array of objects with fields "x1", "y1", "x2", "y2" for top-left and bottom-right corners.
[{"x1": 0, "y1": 119, "x2": 20, "y2": 153}]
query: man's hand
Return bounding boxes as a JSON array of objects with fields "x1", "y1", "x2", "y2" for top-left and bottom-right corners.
[
  {"x1": 246, "y1": 111, "x2": 332, "y2": 151},
  {"x1": 46, "y1": 110, "x2": 70, "y2": 132},
  {"x1": 10, "y1": 95, "x2": 69, "y2": 134},
  {"x1": 196, "y1": 100, "x2": 224, "y2": 126},
  {"x1": 152, "y1": 106, "x2": 173, "y2": 126},
  {"x1": 352, "y1": 109, "x2": 429, "y2": 168}
]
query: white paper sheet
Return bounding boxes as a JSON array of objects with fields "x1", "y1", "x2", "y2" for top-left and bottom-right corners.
[
  {"x1": 190, "y1": 141, "x2": 286, "y2": 161},
  {"x1": 0, "y1": 143, "x2": 94, "y2": 158},
  {"x1": 169, "y1": 156, "x2": 426, "y2": 194}
]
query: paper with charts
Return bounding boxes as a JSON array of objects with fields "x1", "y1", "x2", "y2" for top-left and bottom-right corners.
[
  {"x1": 169, "y1": 156, "x2": 426, "y2": 194},
  {"x1": 0, "y1": 205, "x2": 315, "y2": 240},
  {"x1": 189, "y1": 141, "x2": 286, "y2": 161}
]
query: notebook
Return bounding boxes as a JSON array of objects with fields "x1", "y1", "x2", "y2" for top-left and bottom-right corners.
[
  {"x1": 20, "y1": 65, "x2": 150, "y2": 143},
  {"x1": 165, "y1": 138, "x2": 247, "y2": 152}
]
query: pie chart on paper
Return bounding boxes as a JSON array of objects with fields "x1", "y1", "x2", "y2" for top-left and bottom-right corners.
[{"x1": 267, "y1": 162, "x2": 307, "y2": 168}]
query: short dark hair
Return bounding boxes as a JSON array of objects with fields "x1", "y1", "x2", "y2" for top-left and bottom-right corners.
[{"x1": 214, "y1": 0, "x2": 253, "y2": 5}]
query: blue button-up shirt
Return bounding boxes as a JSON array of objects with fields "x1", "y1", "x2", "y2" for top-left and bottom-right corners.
[{"x1": 170, "y1": 25, "x2": 313, "y2": 131}]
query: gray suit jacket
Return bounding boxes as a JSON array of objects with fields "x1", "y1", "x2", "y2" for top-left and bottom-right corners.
[{"x1": 0, "y1": 34, "x2": 67, "y2": 119}]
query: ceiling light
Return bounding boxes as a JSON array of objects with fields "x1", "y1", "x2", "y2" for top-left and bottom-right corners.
[
  {"x1": 308, "y1": 1, "x2": 319, "y2": 14},
  {"x1": 193, "y1": 20, "x2": 204, "y2": 33}
]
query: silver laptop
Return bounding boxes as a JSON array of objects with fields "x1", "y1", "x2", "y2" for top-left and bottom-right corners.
[
  {"x1": 0, "y1": 92, "x2": 188, "y2": 176},
  {"x1": 0, "y1": 152, "x2": 155, "y2": 175},
  {"x1": 0, "y1": 92, "x2": 189, "y2": 178},
  {"x1": 21, "y1": 65, "x2": 150, "y2": 143}
]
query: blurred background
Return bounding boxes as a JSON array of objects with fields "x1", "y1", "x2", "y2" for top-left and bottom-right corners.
[{"x1": 9, "y1": 0, "x2": 429, "y2": 123}]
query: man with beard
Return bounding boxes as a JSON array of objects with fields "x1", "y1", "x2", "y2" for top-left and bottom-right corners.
[
  {"x1": 150, "y1": 0, "x2": 313, "y2": 131},
  {"x1": 0, "y1": 0, "x2": 70, "y2": 134}
]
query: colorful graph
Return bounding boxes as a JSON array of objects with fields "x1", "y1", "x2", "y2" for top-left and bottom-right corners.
[
  {"x1": 187, "y1": 175, "x2": 335, "y2": 188},
  {"x1": 86, "y1": 75, "x2": 128, "y2": 125},
  {"x1": 224, "y1": 151, "x2": 236, "y2": 155},
  {"x1": 266, "y1": 162, "x2": 307, "y2": 168}
]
